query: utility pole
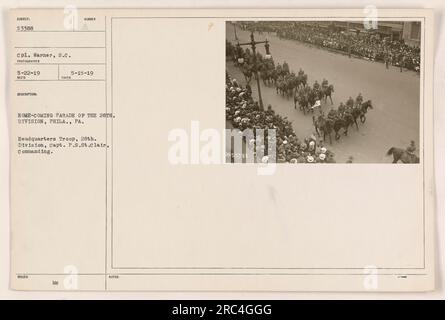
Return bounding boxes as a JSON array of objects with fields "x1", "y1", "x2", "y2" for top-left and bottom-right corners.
[
  {"x1": 237, "y1": 32, "x2": 272, "y2": 110},
  {"x1": 234, "y1": 22, "x2": 238, "y2": 40}
]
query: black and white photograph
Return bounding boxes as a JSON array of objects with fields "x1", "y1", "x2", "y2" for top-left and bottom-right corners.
[
  {"x1": 226, "y1": 20, "x2": 422, "y2": 163},
  {"x1": 1, "y1": 6, "x2": 439, "y2": 297}
]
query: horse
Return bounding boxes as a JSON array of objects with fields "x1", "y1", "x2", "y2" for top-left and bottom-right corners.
[
  {"x1": 333, "y1": 114, "x2": 354, "y2": 140},
  {"x1": 307, "y1": 91, "x2": 317, "y2": 109},
  {"x1": 260, "y1": 70, "x2": 273, "y2": 86},
  {"x1": 301, "y1": 99, "x2": 310, "y2": 114},
  {"x1": 276, "y1": 77, "x2": 293, "y2": 98},
  {"x1": 321, "y1": 84, "x2": 334, "y2": 105},
  {"x1": 275, "y1": 79, "x2": 286, "y2": 95},
  {"x1": 295, "y1": 93, "x2": 310, "y2": 114},
  {"x1": 300, "y1": 73, "x2": 308, "y2": 87},
  {"x1": 287, "y1": 73, "x2": 298, "y2": 96},
  {"x1": 351, "y1": 100, "x2": 373, "y2": 130},
  {"x1": 386, "y1": 147, "x2": 419, "y2": 163},
  {"x1": 270, "y1": 69, "x2": 278, "y2": 84},
  {"x1": 359, "y1": 100, "x2": 373, "y2": 123},
  {"x1": 313, "y1": 115, "x2": 333, "y2": 145}
]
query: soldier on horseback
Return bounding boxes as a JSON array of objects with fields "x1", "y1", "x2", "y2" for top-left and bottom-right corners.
[
  {"x1": 338, "y1": 102, "x2": 346, "y2": 115},
  {"x1": 282, "y1": 61, "x2": 290, "y2": 75},
  {"x1": 387, "y1": 141, "x2": 419, "y2": 163},
  {"x1": 355, "y1": 93, "x2": 363, "y2": 107},
  {"x1": 321, "y1": 78, "x2": 328, "y2": 89},
  {"x1": 313, "y1": 80, "x2": 320, "y2": 91},
  {"x1": 276, "y1": 63, "x2": 282, "y2": 76},
  {"x1": 406, "y1": 140, "x2": 416, "y2": 155},
  {"x1": 346, "y1": 96, "x2": 354, "y2": 109},
  {"x1": 327, "y1": 108, "x2": 337, "y2": 121},
  {"x1": 343, "y1": 104, "x2": 353, "y2": 118}
]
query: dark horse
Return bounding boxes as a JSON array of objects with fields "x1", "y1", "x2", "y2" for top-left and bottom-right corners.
[
  {"x1": 260, "y1": 69, "x2": 276, "y2": 86},
  {"x1": 321, "y1": 84, "x2": 334, "y2": 105},
  {"x1": 386, "y1": 147, "x2": 419, "y2": 163},
  {"x1": 351, "y1": 100, "x2": 373, "y2": 129},
  {"x1": 313, "y1": 115, "x2": 333, "y2": 145},
  {"x1": 294, "y1": 92, "x2": 311, "y2": 114},
  {"x1": 333, "y1": 114, "x2": 354, "y2": 140}
]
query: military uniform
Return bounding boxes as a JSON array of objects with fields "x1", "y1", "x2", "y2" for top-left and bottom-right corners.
[
  {"x1": 355, "y1": 93, "x2": 363, "y2": 107},
  {"x1": 346, "y1": 97, "x2": 354, "y2": 109},
  {"x1": 313, "y1": 81, "x2": 320, "y2": 91},
  {"x1": 338, "y1": 103, "x2": 346, "y2": 115},
  {"x1": 327, "y1": 109, "x2": 337, "y2": 121},
  {"x1": 321, "y1": 79, "x2": 328, "y2": 89}
]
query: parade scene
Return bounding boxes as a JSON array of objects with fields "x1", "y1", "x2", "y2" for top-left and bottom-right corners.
[{"x1": 225, "y1": 21, "x2": 421, "y2": 163}]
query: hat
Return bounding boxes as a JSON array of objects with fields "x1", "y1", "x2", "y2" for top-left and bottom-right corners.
[
  {"x1": 290, "y1": 158, "x2": 298, "y2": 164},
  {"x1": 320, "y1": 147, "x2": 327, "y2": 153},
  {"x1": 307, "y1": 155, "x2": 314, "y2": 163},
  {"x1": 262, "y1": 155, "x2": 269, "y2": 163},
  {"x1": 319, "y1": 153, "x2": 326, "y2": 160},
  {"x1": 309, "y1": 141, "x2": 315, "y2": 147}
]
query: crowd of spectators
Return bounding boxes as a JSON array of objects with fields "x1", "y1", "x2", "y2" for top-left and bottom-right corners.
[
  {"x1": 226, "y1": 73, "x2": 336, "y2": 164},
  {"x1": 238, "y1": 22, "x2": 420, "y2": 72}
]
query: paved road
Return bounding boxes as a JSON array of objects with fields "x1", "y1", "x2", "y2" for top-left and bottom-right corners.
[{"x1": 226, "y1": 23, "x2": 420, "y2": 163}]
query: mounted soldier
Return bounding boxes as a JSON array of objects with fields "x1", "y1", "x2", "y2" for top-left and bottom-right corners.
[
  {"x1": 338, "y1": 102, "x2": 346, "y2": 115},
  {"x1": 327, "y1": 108, "x2": 337, "y2": 121},
  {"x1": 387, "y1": 141, "x2": 419, "y2": 163},
  {"x1": 406, "y1": 140, "x2": 416, "y2": 155},
  {"x1": 321, "y1": 78, "x2": 328, "y2": 89},
  {"x1": 313, "y1": 80, "x2": 321, "y2": 91},
  {"x1": 346, "y1": 96, "x2": 354, "y2": 109},
  {"x1": 276, "y1": 63, "x2": 282, "y2": 76},
  {"x1": 355, "y1": 93, "x2": 363, "y2": 107},
  {"x1": 343, "y1": 104, "x2": 353, "y2": 117},
  {"x1": 282, "y1": 61, "x2": 290, "y2": 75}
]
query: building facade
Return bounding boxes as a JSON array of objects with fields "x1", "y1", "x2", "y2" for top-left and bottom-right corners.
[{"x1": 402, "y1": 21, "x2": 421, "y2": 47}]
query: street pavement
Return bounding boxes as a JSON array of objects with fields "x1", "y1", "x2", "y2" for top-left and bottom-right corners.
[{"x1": 226, "y1": 23, "x2": 421, "y2": 163}]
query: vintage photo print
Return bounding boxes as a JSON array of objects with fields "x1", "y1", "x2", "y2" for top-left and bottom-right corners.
[
  {"x1": 8, "y1": 8, "x2": 434, "y2": 292},
  {"x1": 225, "y1": 20, "x2": 422, "y2": 164}
]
